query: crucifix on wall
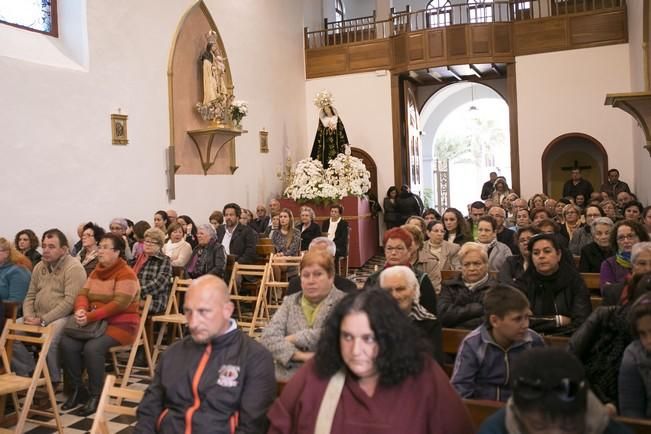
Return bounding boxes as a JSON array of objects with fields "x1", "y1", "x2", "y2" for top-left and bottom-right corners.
[{"x1": 560, "y1": 160, "x2": 592, "y2": 172}]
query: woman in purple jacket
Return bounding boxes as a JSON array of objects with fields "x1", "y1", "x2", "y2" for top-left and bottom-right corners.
[{"x1": 600, "y1": 220, "x2": 649, "y2": 293}]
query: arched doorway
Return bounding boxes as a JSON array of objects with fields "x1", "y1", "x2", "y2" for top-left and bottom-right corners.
[
  {"x1": 541, "y1": 133, "x2": 608, "y2": 199},
  {"x1": 419, "y1": 82, "x2": 510, "y2": 213}
]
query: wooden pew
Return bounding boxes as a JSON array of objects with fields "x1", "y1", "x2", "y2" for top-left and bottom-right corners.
[
  {"x1": 464, "y1": 399, "x2": 503, "y2": 428},
  {"x1": 591, "y1": 295, "x2": 603, "y2": 310},
  {"x1": 581, "y1": 272, "x2": 601, "y2": 295},
  {"x1": 616, "y1": 416, "x2": 651, "y2": 434}
]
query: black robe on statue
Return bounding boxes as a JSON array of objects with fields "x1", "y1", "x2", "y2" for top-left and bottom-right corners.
[{"x1": 310, "y1": 105, "x2": 348, "y2": 166}]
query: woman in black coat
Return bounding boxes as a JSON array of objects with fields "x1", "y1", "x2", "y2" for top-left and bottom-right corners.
[
  {"x1": 512, "y1": 233, "x2": 592, "y2": 335},
  {"x1": 579, "y1": 217, "x2": 615, "y2": 273},
  {"x1": 498, "y1": 226, "x2": 540, "y2": 285},
  {"x1": 296, "y1": 206, "x2": 321, "y2": 251},
  {"x1": 383, "y1": 186, "x2": 400, "y2": 229}
]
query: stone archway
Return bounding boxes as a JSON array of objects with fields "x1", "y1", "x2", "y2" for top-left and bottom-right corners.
[{"x1": 541, "y1": 133, "x2": 608, "y2": 198}]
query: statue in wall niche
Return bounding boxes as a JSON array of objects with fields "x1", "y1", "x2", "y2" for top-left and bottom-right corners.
[
  {"x1": 310, "y1": 90, "x2": 349, "y2": 166},
  {"x1": 196, "y1": 30, "x2": 232, "y2": 123}
]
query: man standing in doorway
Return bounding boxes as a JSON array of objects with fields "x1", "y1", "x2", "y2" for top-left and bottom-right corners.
[
  {"x1": 481, "y1": 172, "x2": 498, "y2": 200},
  {"x1": 562, "y1": 168, "x2": 593, "y2": 201},
  {"x1": 600, "y1": 168, "x2": 631, "y2": 200}
]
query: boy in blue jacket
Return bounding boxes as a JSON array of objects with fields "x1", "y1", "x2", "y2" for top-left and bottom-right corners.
[{"x1": 451, "y1": 285, "x2": 545, "y2": 401}]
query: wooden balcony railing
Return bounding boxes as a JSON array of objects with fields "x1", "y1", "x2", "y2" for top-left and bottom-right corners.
[{"x1": 304, "y1": 0, "x2": 625, "y2": 50}]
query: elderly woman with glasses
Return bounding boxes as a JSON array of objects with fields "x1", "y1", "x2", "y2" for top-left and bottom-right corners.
[
  {"x1": 600, "y1": 220, "x2": 650, "y2": 291},
  {"x1": 363, "y1": 228, "x2": 438, "y2": 316},
  {"x1": 130, "y1": 228, "x2": 172, "y2": 315},
  {"x1": 185, "y1": 223, "x2": 226, "y2": 279},
  {"x1": 438, "y1": 242, "x2": 497, "y2": 329},
  {"x1": 379, "y1": 265, "x2": 443, "y2": 363}
]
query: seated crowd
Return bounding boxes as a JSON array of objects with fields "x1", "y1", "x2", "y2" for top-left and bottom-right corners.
[{"x1": 1, "y1": 168, "x2": 651, "y2": 433}]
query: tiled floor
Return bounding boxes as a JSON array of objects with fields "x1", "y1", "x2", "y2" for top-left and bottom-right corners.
[
  {"x1": 6, "y1": 377, "x2": 149, "y2": 433},
  {"x1": 7, "y1": 255, "x2": 386, "y2": 433}
]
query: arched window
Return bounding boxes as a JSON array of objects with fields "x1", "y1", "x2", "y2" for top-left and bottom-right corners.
[
  {"x1": 0, "y1": 0, "x2": 57, "y2": 36},
  {"x1": 335, "y1": 0, "x2": 345, "y2": 22},
  {"x1": 468, "y1": 0, "x2": 493, "y2": 24},
  {"x1": 426, "y1": 0, "x2": 452, "y2": 28}
]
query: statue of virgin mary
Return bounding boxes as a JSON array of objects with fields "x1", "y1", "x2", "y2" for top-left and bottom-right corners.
[{"x1": 310, "y1": 90, "x2": 349, "y2": 166}]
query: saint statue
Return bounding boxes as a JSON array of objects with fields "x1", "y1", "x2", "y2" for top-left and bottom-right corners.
[
  {"x1": 200, "y1": 30, "x2": 228, "y2": 105},
  {"x1": 310, "y1": 91, "x2": 349, "y2": 166}
]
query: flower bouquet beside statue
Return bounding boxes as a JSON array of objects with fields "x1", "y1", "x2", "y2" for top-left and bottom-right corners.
[
  {"x1": 230, "y1": 100, "x2": 248, "y2": 128},
  {"x1": 283, "y1": 146, "x2": 371, "y2": 205}
]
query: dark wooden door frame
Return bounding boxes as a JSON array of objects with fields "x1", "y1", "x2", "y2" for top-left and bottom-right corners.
[{"x1": 541, "y1": 132, "x2": 609, "y2": 196}]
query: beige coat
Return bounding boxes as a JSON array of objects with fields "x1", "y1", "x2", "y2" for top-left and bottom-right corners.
[
  {"x1": 415, "y1": 240, "x2": 461, "y2": 293},
  {"x1": 260, "y1": 287, "x2": 345, "y2": 381}
]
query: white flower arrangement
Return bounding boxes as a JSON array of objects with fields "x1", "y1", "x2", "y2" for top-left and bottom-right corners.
[
  {"x1": 283, "y1": 147, "x2": 371, "y2": 203},
  {"x1": 230, "y1": 100, "x2": 248, "y2": 125},
  {"x1": 313, "y1": 90, "x2": 333, "y2": 110}
]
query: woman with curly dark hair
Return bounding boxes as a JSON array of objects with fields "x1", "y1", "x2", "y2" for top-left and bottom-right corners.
[
  {"x1": 267, "y1": 289, "x2": 474, "y2": 434},
  {"x1": 14, "y1": 229, "x2": 41, "y2": 266}
]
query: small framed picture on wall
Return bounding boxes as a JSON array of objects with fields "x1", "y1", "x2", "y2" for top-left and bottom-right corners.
[{"x1": 111, "y1": 114, "x2": 128, "y2": 145}]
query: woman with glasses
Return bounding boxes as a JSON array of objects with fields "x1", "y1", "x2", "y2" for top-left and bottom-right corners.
[
  {"x1": 60, "y1": 233, "x2": 141, "y2": 416},
  {"x1": 363, "y1": 228, "x2": 438, "y2": 316},
  {"x1": 578, "y1": 217, "x2": 614, "y2": 273},
  {"x1": 513, "y1": 233, "x2": 591, "y2": 335},
  {"x1": 568, "y1": 204, "x2": 605, "y2": 255},
  {"x1": 559, "y1": 203, "x2": 583, "y2": 242},
  {"x1": 131, "y1": 228, "x2": 172, "y2": 315},
  {"x1": 600, "y1": 220, "x2": 650, "y2": 291},
  {"x1": 603, "y1": 243, "x2": 651, "y2": 306},
  {"x1": 74, "y1": 222, "x2": 105, "y2": 275}
]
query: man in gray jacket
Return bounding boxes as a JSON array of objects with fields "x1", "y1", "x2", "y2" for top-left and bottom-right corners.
[{"x1": 12, "y1": 229, "x2": 87, "y2": 383}]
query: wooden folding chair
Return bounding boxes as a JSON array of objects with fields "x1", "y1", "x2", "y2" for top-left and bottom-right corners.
[
  {"x1": 227, "y1": 262, "x2": 271, "y2": 337},
  {"x1": 90, "y1": 375, "x2": 143, "y2": 434},
  {"x1": 109, "y1": 295, "x2": 153, "y2": 391},
  {"x1": 0, "y1": 320, "x2": 63, "y2": 433},
  {"x1": 151, "y1": 278, "x2": 192, "y2": 365},
  {"x1": 265, "y1": 253, "x2": 302, "y2": 314}
]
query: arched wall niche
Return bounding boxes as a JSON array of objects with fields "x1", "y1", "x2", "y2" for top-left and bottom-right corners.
[
  {"x1": 168, "y1": 1, "x2": 235, "y2": 175},
  {"x1": 351, "y1": 146, "x2": 378, "y2": 201},
  {"x1": 541, "y1": 133, "x2": 608, "y2": 199}
]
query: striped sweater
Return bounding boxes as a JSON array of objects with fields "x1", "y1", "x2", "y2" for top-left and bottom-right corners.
[{"x1": 75, "y1": 258, "x2": 141, "y2": 345}]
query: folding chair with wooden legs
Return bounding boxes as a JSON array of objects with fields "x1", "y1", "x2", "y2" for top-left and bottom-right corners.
[
  {"x1": 227, "y1": 262, "x2": 271, "y2": 337},
  {"x1": 90, "y1": 375, "x2": 143, "y2": 434},
  {"x1": 109, "y1": 295, "x2": 153, "y2": 393},
  {"x1": 0, "y1": 320, "x2": 63, "y2": 433},
  {"x1": 151, "y1": 278, "x2": 192, "y2": 365},
  {"x1": 265, "y1": 253, "x2": 302, "y2": 315}
]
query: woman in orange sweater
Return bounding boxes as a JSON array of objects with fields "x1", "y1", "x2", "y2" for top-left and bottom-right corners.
[{"x1": 60, "y1": 233, "x2": 141, "y2": 416}]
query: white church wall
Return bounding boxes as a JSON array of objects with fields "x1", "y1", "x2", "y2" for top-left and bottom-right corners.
[
  {"x1": 0, "y1": 0, "x2": 307, "y2": 240},
  {"x1": 515, "y1": 44, "x2": 634, "y2": 200},
  {"x1": 304, "y1": 71, "x2": 394, "y2": 204}
]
